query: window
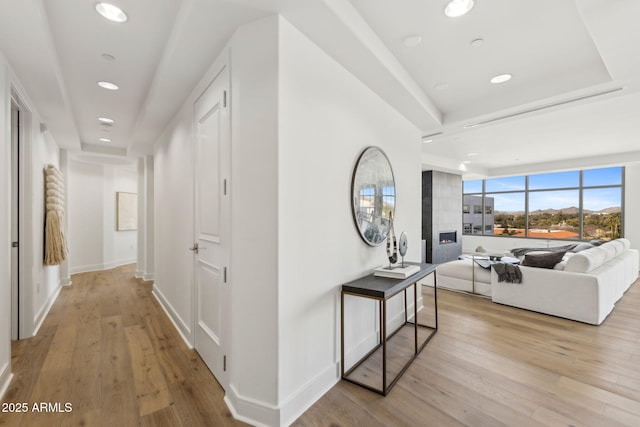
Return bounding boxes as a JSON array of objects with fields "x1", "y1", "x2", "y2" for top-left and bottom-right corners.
[
  {"x1": 463, "y1": 180, "x2": 482, "y2": 194},
  {"x1": 463, "y1": 204, "x2": 470, "y2": 214},
  {"x1": 462, "y1": 167, "x2": 624, "y2": 240}
]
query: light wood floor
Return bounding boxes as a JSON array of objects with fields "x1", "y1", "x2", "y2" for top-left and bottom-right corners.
[
  {"x1": 0, "y1": 265, "x2": 247, "y2": 427},
  {"x1": 295, "y1": 280, "x2": 640, "y2": 427},
  {"x1": 3, "y1": 266, "x2": 640, "y2": 426}
]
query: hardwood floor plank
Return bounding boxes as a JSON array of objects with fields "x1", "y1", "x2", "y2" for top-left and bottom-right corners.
[
  {"x1": 124, "y1": 324, "x2": 172, "y2": 416},
  {"x1": 4, "y1": 265, "x2": 640, "y2": 427},
  {"x1": 296, "y1": 283, "x2": 640, "y2": 426}
]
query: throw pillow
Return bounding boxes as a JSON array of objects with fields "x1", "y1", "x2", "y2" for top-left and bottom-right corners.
[
  {"x1": 572, "y1": 242, "x2": 595, "y2": 253},
  {"x1": 522, "y1": 251, "x2": 566, "y2": 269}
]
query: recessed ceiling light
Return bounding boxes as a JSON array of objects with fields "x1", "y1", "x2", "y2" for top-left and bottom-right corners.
[
  {"x1": 101, "y1": 53, "x2": 115, "y2": 61},
  {"x1": 98, "y1": 117, "x2": 115, "y2": 124},
  {"x1": 490, "y1": 74, "x2": 512, "y2": 84},
  {"x1": 423, "y1": 139, "x2": 433, "y2": 143},
  {"x1": 467, "y1": 152, "x2": 478, "y2": 156},
  {"x1": 95, "y1": 3, "x2": 128, "y2": 23},
  {"x1": 463, "y1": 160, "x2": 472, "y2": 164},
  {"x1": 98, "y1": 138, "x2": 111, "y2": 142},
  {"x1": 444, "y1": 0, "x2": 475, "y2": 18},
  {"x1": 402, "y1": 35, "x2": 422, "y2": 47},
  {"x1": 434, "y1": 82, "x2": 449, "y2": 91},
  {"x1": 97, "y1": 81, "x2": 119, "y2": 90}
]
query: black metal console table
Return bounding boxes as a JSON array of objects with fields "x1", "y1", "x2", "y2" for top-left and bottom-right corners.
[{"x1": 340, "y1": 262, "x2": 438, "y2": 395}]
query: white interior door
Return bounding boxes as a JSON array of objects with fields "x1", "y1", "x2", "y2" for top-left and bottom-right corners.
[
  {"x1": 10, "y1": 102, "x2": 19, "y2": 340},
  {"x1": 193, "y1": 66, "x2": 230, "y2": 387}
]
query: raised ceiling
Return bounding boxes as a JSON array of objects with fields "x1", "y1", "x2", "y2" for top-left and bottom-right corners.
[{"x1": 0, "y1": 0, "x2": 638, "y2": 176}]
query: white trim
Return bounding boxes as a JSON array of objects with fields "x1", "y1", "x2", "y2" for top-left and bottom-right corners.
[
  {"x1": 152, "y1": 283, "x2": 193, "y2": 348},
  {"x1": 135, "y1": 270, "x2": 144, "y2": 279},
  {"x1": 225, "y1": 384, "x2": 280, "y2": 427},
  {"x1": 70, "y1": 259, "x2": 136, "y2": 275},
  {"x1": 11, "y1": 85, "x2": 34, "y2": 340},
  {"x1": 142, "y1": 273, "x2": 154, "y2": 281},
  {"x1": 344, "y1": 330, "x2": 378, "y2": 372},
  {"x1": 61, "y1": 278, "x2": 72, "y2": 287},
  {"x1": 279, "y1": 362, "x2": 339, "y2": 426},
  {"x1": 0, "y1": 364, "x2": 13, "y2": 401},
  {"x1": 32, "y1": 284, "x2": 61, "y2": 337}
]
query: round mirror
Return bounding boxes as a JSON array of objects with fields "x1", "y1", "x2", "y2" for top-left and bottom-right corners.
[{"x1": 351, "y1": 147, "x2": 396, "y2": 246}]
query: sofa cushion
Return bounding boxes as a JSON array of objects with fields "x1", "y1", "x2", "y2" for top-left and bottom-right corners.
[
  {"x1": 604, "y1": 240, "x2": 625, "y2": 256},
  {"x1": 553, "y1": 252, "x2": 575, "y2": 271},
  {"x1": 618, "y1": 238, "x2": 631, "y2": 250},
  {"x1": 437, "y1": 259, "x2": 491, "y2": 284},
  {"x1": 564, "y1": 246, "x2": 607, "y2": 273},
  {"x1": 522, "y1": 251, "x2": 566, "y2": 269},
  {"x1": 600, "y1": 242, "x2": 618, "y2": 262},
  {"x1": 572, "y1": 242, "x2": 594, "y2": 253}
]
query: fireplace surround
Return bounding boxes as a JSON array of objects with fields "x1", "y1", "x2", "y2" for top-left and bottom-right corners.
[{"x1": 422, "y1": 171, "x2": 462, "y2": 264}]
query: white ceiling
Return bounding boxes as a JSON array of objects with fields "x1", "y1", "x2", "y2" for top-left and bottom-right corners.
[{"x1": 1, "y1": 0, "x2": 639, "y2": 177}]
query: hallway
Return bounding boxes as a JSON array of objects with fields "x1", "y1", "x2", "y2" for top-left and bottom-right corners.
[{"x1": 0, "y1": 265, "x2": 246, "y2": 427}]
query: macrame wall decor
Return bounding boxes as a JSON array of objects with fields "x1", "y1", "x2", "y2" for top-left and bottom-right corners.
[{"x1": 44, "y1": 164, "x2": 68, "y2": 265}]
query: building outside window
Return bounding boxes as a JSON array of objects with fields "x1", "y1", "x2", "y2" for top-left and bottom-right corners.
[{"x1": 462, "y1": 167, "x2": 623, "y2": 240}]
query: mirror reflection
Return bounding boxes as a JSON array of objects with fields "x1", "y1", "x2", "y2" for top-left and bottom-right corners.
[{"x1": 351, "y1": 147, "x2": 396, "y2": 246}]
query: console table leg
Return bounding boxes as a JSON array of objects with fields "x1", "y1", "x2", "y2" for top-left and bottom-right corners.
[
  {"x1": 381, "y1": 299, "x2": 387, "y2": 394},
  {"x1": 414, "y1": 282, "x2": 418, "y2": 354},
  {"x1": 340, "y1": 291, "x2": 345, "y2": 378}
]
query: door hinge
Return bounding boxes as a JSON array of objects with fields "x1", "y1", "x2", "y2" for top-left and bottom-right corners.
[
  {"x1": 223, "y1": 91, "x2": 227, "y2": 108},
  {"x1": 223, "y1": 355, "x2": 227, "y2": 372},
  {"x1": 223, "y1": 179, "x2": 227, "y2": 195},
  {"x1": 11, "y1": 241, "x2": 18, "y2": 248},
  {"x1": 223, "y1": 267, "x2": 227, "y2": 283}
]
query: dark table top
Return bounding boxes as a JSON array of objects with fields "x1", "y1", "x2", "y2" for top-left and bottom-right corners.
[{"x1": 342, "y1": 262, "x2": 437, "y2": 299}]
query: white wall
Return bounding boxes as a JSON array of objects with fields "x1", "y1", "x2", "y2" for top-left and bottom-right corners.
[
  {"x1": 136, "y1": 156, "x2": 154, "y2": 281},
  {"x1": 277, "y1": 18, "x2": 422, "y2": 424},
  {"x1": 68, "y1": 160, "x2": 137, "y2": 274},
  {"x1": 151, "y1": 16, "x2": 423, "y2": 426},
  {"x1": 1, "y1": 51, "x2": 63, "y2": 398},
  {"x1": 153, "y1": 105, "x2": 194, "y2": 342},
  {"x1": 228, "y1": 16, "x2": 280, "y2": 419},
  {"x1": 624, "y1": 164, "x2": 640, "y2": 252},
  {"x1": 0, "y1": 52, "x2": 13, "y2": 398}
]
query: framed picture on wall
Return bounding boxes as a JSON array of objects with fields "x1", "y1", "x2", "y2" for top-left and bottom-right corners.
[{"x1": 116, "y1": 192, "x2": 137, "y2": 231}]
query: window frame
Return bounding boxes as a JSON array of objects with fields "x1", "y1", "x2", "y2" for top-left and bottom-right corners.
[{"x1": 462, "y1": 167, "x2": 624, "y2": 240}]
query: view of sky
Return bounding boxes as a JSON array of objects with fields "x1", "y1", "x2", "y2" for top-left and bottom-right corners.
[{"x1": 463, "y1": 167, "x2": 623, "y2": 212}]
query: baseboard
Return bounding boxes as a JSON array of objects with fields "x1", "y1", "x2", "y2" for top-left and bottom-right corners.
[
  {"x1": 343, "y1": 328, "x2": 378, "y2": 372},
  {"x1": 388, "y1": 295, "x2": 424, "y2": 332},
  {"x1": 103, "y1": 258, "x2": 137, "y2": 270},
  {"x1": 135, "y1": 270, "x2": 144, "y2": 279},
  {"x1": 225, "y1": 384, "x2": 280, "y2": 427},
  {"x1": 0, "y1": 363, "x2": 13, "y2": 401},
  {"x1": 32, "y1": 283, "x2": 62, "y2": 336},
  {"x1": 152, "y1": 284, "x2": 193, "y2": 349},
  {"x1": 70, "y1": 258, "x2": 136, "y2": 275},
  {"x1": 70, "y1": 263, "x2": 105, "y2": 275},
  {"x1": 279, "y1": 362, "x2": 339, "y2": 426},
  {"x1": 61, "y1": 277, "x2": 72, "y2": 287},
  {"x1": 224, "y1": 362, "x2": 339, "y2": 427},
  {"x1": 143, "y1": 272, "x2": 154, "y2": 282}
]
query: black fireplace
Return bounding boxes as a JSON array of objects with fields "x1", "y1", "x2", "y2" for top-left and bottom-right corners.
[{"x1": 439, "y1": 231, "x2": 457, "y2": 244}]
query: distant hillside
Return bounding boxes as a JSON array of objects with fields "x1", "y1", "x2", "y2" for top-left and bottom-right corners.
[{"x1": 495, "y1": 206, "x2": 621, "y2": 215}]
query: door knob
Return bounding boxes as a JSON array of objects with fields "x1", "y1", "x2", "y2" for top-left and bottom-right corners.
[{"x1": 189, "y1": 243, "x2": 199, "y2": 254}]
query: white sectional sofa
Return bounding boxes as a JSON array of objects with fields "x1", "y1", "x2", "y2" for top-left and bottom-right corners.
[
  {"x1": 491, "y1": 238, "x2": 639, "y2": 325},
  {"x1": 436, "y1": 257, "x2": 493, "y2": 297}
]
